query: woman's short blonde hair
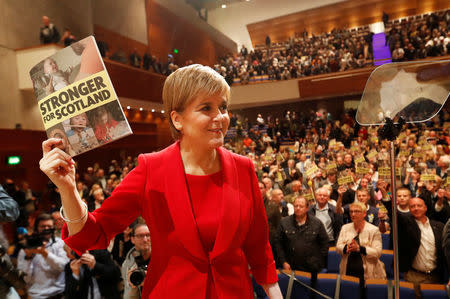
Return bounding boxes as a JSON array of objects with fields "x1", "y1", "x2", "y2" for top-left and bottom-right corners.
[
  {"x1": 162, "y1": 64, "x2": 230, "y2": 140},
  {"x1": 349, "y1": 201, "x2": 366, "y2": 213}
]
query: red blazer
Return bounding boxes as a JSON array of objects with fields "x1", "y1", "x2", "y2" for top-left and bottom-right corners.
[{"x1": 63, "y1": 142, "x2": 277, "y2": 298}]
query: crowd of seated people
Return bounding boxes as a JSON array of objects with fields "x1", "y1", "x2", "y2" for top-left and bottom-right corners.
[
  {"x1": 2, "y1": 106, "x2": 450, "y2": 297},
  {"x1": 386, "y1": 9, "x2": 450, "y2": 62},
  {"x1": 214, "y1": 26, "x2": 374, "y2": 86}
]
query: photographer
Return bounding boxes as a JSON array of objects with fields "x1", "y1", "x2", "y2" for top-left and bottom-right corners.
[
  {"x1": 0, "y1": 185, "x2": 23, "y2": 299},
  {"x1": 17, "y1": 213, "x2": 69, "y2": 299},
  {"x1": 64, "y1": 246, "x2": 121, "y2": 299},
  {"x1": 122, "y1": 223, "x2": 151, "y2": 299}
]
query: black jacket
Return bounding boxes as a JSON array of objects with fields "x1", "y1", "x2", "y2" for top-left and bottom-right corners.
[
  {"x1": 308, "y1": 204, "x2": 343, "y2": 242},
  {"x1": 274, "y1": 214, "x2": 329, "y2": 273},
  {"x1": 64, "y1": 249, "x2": 121, "y2": 299},
  {"x1": 397, "y1": 213, "x2": 445, "y2": 280}
]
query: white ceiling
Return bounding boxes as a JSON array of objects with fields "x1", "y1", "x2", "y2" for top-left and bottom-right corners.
[{"x1": 206, "y1": 0, "x2": 346, "y2": 49}]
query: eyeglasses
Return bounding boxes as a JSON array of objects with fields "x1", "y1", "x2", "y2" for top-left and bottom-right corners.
[
  {"x1": 134, "y1": 233, "x2": 150, "y2": 239},
  {"x1": 349, "y1": 210, "x2": 363, "y2": 214}
]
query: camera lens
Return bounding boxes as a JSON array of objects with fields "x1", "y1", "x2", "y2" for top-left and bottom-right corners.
[{"x1": 129, "y1": 269, "x2": 146, "y2": 286}]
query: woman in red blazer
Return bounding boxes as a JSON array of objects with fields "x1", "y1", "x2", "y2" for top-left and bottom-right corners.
[{"x1": 40, "y1": 64, "x2": 282, "y2": 298}]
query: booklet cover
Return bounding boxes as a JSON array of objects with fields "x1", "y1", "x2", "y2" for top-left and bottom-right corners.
[{"x1": 30, "y1": 36, "x2": 132, "y2": 156}]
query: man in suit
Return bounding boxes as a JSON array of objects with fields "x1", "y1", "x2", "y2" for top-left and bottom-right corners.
[
  {"x1": 64, "y1": 246, "x2": 121, "y2": 299},
  {"x1": 400, "y1": 197, "x2": 446, "y2": 297}
]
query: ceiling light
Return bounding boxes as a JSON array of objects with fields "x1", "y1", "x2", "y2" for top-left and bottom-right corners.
[
  {"x1": 161, "y1": 110, "x2": 165, "y2": 114},
  {"x1": 126, "y1": 106, "x2": 130, "y2": 110},
  {"x1": 221, "y1": 4, "x2": 226, "y2": 8},
  {"x1": 139, "y1": 107, "x2": 143, "y2": 111},
  {"x1": 151, "y1": 109, "x2": 155, "y2": 112}
]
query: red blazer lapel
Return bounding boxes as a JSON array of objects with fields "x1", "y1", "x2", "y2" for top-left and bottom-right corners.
[
  {"x1": 211, "y1": 147, "x2": 241, "y2": 260},
  {"x1": 163, "y1": 142, "x2": 207, "y2": 263}
]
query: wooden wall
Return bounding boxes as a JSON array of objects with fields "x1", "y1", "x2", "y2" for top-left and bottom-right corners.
[
  {"x1": 146, "y1": 0, "x2": 233, "y2": 66},
  {"x1": 247, "y1": 0, "x2": 450, "y2": 46},
  {"x1": 104, "y1": 59, "x2": 165, "y2": 103},
  {"x1": 94, "y1": 25, "x2": 149, "y2": 61}
]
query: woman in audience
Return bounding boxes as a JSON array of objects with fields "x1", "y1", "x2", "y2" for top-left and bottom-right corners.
[
  {"x1": 336, "y1": 201, "x2": 386, "y2": 298},
  {"x1": 40, "y1": 64, "x2": 282, "y2": 299}
]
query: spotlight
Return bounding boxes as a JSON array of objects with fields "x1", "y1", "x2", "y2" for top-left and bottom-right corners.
[
  {"x1": 221, "y1": 4, "x2": 226, "y2": 8},
  {"x1": 139, "y1": 107, "x2": 143, "y2": 111},
  {"x1": 161, "y1": 110, "x2": 165, "y2": 114},
  {"x1": 126, "y1": 106, "x2": 130, "y2": 110},
  {"x1": 151, "y1": 109, "x2": 155, "y2": 112}
]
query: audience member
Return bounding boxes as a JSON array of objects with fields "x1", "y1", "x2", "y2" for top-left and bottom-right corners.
[
  {"x1": 17, "y1": 213, "x2": 69, "y2": 299},
  {"x1": 122, "y1": 222, "x2": 151, "y2": 299},
  {"x1": 274, "y1": 197, "x2": 329, "y2": 277},
  {"x1": 308, "y1": 187, "x2": 343, "y2": 246},
  {"x1": 39, "y1": 16, "x2": 60, "y2": 44},
  {"x1": 399, "y1": 197, "x2": 446, "y2": 296},
  {"x1": 64, "y1": 246, "x2": 121, "y2": 299},
  {"x1": 336, "y1": 202, "x2": 386, "y2": 298}
]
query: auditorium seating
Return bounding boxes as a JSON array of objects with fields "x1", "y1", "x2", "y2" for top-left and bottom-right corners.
[
  {"x1": 380, "y1": 250, "x2": 394, "y2": 279},
  {"x1": 326, "y1": 247, "x2": 341, "y2": 274},
  {"x1": 366, "y1": 279, "x2": 415, "y2": 299},
  {"x1": 381, "y1": 232, "x2": 390, "y2": 250},
  {"x1": 315, "y1": 273, "x2": 360, "y2": 299},
  {"x1": 420, "y1": 284, "x2": 449, "y2": 299}
]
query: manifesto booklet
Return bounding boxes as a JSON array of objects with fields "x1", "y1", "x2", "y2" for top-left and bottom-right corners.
[{"x1": 30, "y1": 36, "x2": 132, "y2": 156}]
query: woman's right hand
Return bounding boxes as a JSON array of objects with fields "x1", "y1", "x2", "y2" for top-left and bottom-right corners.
[{"x1": 39, "y1": 138, "x2": 76, "y2": 192}]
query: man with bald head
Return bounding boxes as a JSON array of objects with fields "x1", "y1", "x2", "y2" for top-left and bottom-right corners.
[
  {"x1": 271, "y1": 189, "x2": 293, "y2": 217},
  {"x1": 397, "y1": 197, "x2": 446, "y2": 296},
  {"x1": 40, "y1": 16, "x2": 60, "y2": 44}
]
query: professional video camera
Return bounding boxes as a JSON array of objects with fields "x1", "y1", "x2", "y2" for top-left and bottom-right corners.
[
  {"x1": 24, "y1": 228, "x2": 55, "y2": 249},
  {"x1": 0, "y1": 244, "x2": 26, "y2": 293},
  {"x1": 129, "y1": 252, "x2": 149, "y2": 287}
]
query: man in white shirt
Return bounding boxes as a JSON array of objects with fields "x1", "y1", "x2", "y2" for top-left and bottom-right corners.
[
  {"x1": 399, "y1": 197, "x2": 445, "y2": 297},
  {"x1": 17, "y1": 213, "x2": 69, "y2": 299}
]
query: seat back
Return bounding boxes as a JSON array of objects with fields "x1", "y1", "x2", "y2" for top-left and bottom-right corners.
[
  {"x1": 316, "y1": 273, "x2": 338, "y2": 298},
  {"x1": 420, "y1": 284, "x2": 448, "y2": 299},
  {"x1": 277, "y1": 271, "x2": 290, "y2": 297},
  {"x1": 380, "y1": 250, "x2": 394, "y2": 279},
  {"x1": 292, "y1": 270, "x2": 311, "y2": 298},
  {"x1": 381, "y1": 233, "x2": 390, "y2": 249},
  {"x1": 327, "y1": 247, "x2": 341, "y2": 273},
  {"x1": 399, "y1": 281, "x2": 415, "y2": 299},
  {"x1": 251, "y1": 275, "x2": 268, "y2": 299},
  {"x1": 339, "y1": 275, "x2": 360, "y2": 299},
  {"x1": 365, "y1": 279, "x2": 415, "y2": 299},
  {"x1": 366, "y1": 279, "x2": 388, "y2": 299}
]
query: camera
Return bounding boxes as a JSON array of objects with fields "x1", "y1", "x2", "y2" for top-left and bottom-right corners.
[
  {"x1": 129, "y1": 252, "x2": 149, "y2": 287},
  {"x1": 24, "y1": 228, "x2": 55, "y2": 249},
  {"x1": 0, "y1": 244, "x2": 26, "y2": 292}
]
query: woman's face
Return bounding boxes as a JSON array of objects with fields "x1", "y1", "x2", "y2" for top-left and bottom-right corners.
[
  {"x1": 71, "y1": 114, "x2": 87, "y2": 127},
  {"x1": 100, "y1": 113, "x2": 108, "y2": 125},
  {"x1": 173, "y1": 93, "x2": 230, "y2": 150},
  {"x1": 43, "y1": 59, "x2": 58, "y2": 74}
]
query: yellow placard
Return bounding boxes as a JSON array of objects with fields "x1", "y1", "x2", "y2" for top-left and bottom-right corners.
[
  {"x1": 356, "y1": 167, "x2": 369, "y2": 175},
  {"x1": 305, "y1": 164, "x2": 319, "y2": 178},
  {"x1": 338, "y1": 176, "x2": 353, "y2": 186},
  {"x1": 420, "y1": 174, "x2": 436, "y2": 182},
  {"x1": 326, "y1": 163, "x2": 337, "y2": 171},
  {"x1": 38, "y1": 70, "x2": 116, "y2": 130},
  {"x1": 367, "y1": 150, "x2": 378, "y2": 159},
  {"x1": 378, "y1": 167, "x2": 391, "y2": 177},
  {"x1": 355, "y1": 156, "x2": 365, "y2": 163}
]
